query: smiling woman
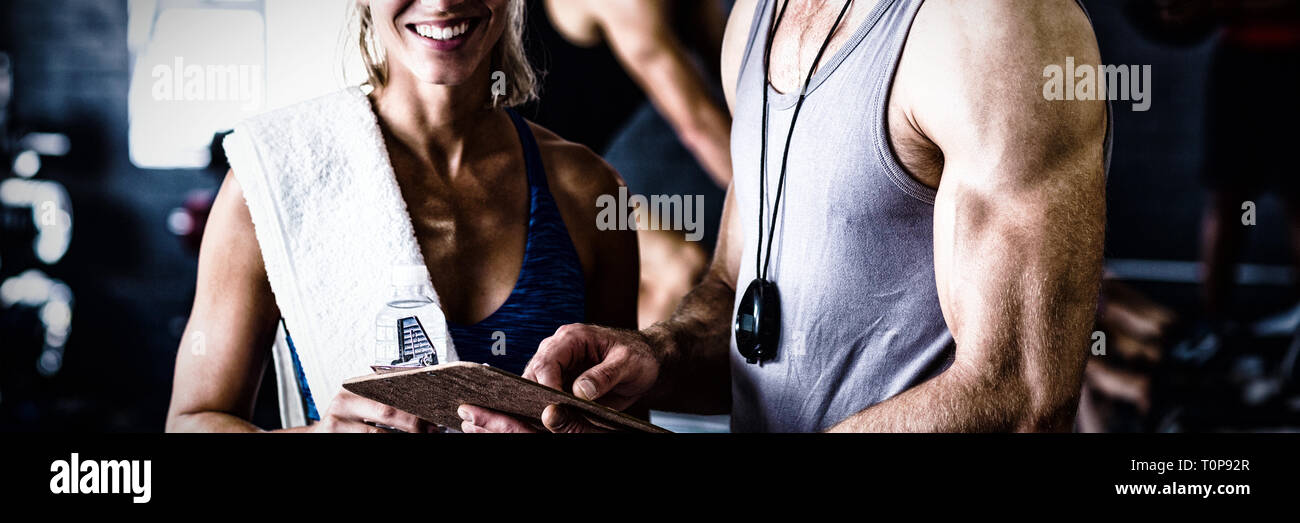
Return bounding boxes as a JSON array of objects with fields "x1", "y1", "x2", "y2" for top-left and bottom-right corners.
[
  {"x1": 164, "y1": 0, "x2": 639, "y2": 433},
  {"x1": 412, "y1": 20, "x2": 473, "y2": 42},
  {"x1": 353, "y1": 0, "x2": 535, "y2": 106}
]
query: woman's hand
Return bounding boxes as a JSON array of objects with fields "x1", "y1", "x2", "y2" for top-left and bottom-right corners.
[
  {"x1": 457, "y1": 403, "x2": 611, "y2": 433},
  {"x1": 311, "y1": 389, "x2": 434, "y2": 433}
]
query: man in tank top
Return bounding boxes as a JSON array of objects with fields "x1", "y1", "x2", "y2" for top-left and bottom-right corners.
[{"x1": 462, "y1": 0, "x2": 1110, "y2": 432}]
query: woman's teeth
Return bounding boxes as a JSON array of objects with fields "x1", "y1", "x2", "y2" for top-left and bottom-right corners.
[{"x1": 415, "y1": 22, "x2": 470, "y2": 41}]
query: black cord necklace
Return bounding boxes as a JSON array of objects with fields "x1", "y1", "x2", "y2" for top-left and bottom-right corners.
[{"x1": 735, "y1": 0, "x2": 854, "y2": 365}]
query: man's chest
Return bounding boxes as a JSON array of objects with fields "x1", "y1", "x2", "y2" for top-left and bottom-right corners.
[{"x1": 764, "y1": 0, "x2": 941, "y2": 189}]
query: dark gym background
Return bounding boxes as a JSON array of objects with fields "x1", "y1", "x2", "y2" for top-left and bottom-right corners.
[{"x1": 1, "y1": 0, "x2": 1296, "y2": 432}]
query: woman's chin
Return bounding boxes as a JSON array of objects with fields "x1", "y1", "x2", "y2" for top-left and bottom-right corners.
[{"x1": 398, "y1": 65, "x2": 481, "y2": 89}]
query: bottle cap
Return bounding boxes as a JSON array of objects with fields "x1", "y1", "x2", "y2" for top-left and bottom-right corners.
[{"x1": 391, "y1": 264, "x2": 431, "y2": 286}]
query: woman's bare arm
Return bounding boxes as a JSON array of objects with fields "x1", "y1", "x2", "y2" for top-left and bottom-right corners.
[
  {"x1": 165, "y1": 172, "x2": 286, "y2": 432},
  {"x1": 166, "y1": 172, "x2": 430, "y2": 433}
]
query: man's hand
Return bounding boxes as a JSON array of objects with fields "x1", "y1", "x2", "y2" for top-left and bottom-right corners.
[
  {"x1": 457, "y1": 324, "x2": 665, "y2": 433},
  {"x1": 524, "y1": 324, "x2": 663, "y2": 409},
  {"x1": 463, "y1": 177, "x2": 748, "y2": 433}
]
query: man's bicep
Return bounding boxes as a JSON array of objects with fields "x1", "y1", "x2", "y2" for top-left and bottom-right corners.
[
  {"x1": 933, "y1": 153, "x2": 1105, "y2": 350},
  {"x1": 922, "y1": 0, "x2": 1107, "y2": 426},
  {"x1": 921, "y1": 0, "x2": 1108, "y2": 335},
  {"x1": 932, "y1": 146, "x2": 1103, "y2": 428}
]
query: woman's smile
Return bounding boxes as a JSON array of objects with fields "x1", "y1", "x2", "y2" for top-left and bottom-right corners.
[{"x1": 405, "y1": 16, "x2": 484, "y2": 52}]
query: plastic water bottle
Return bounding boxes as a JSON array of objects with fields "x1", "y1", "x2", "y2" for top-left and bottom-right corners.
[{"x1": 374, "y1": 264, "x2": 456, "y2": 368}]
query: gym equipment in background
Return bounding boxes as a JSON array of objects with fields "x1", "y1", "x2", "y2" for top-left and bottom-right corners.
[{"x1": 0, "y1": 51, "x2": 76, "y2": 394}]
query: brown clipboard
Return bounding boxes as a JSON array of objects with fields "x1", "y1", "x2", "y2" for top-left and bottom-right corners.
[{"x1": 342, "y1": 361, "x2": 670, "y2": 433}]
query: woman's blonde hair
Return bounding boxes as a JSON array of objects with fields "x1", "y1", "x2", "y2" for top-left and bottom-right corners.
[{"x1": 352, "y1": 0, "x2": 537, "y2": 108}]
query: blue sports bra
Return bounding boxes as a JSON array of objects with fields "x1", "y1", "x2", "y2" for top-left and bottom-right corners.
[{"x1": 286, "y1": 109, "x2": 587, "y2": 421}]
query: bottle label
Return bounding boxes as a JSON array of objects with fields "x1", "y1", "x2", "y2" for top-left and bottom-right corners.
[{"x1": 394, "y1": 316, "x2": 438, "y2": 366}]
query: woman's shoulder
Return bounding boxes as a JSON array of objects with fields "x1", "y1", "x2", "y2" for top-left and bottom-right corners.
[
  {"x1": 526, "y1": 120, "x2": 625, "y2": 211},
  {"x1": 521, "y1": 117, "x2": 638, "y2": 297}
]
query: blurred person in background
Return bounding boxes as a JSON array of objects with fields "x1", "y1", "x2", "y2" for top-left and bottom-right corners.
[
  {"x1": 542, "y1": 0, "x2": 734, "y2": 327},
  {"x1": 1121, "y1": 0, "x2": 1300, "y2": 425},
  {"x1": 165, "y1": 0, "x2": 637, "y2": 433},
  {"x1": 1200, "y1": 0, "x2": 1300, "y2": 330},
  {"x1": 1131, "y1": 0, "x2": 1300, "y2": 330}
]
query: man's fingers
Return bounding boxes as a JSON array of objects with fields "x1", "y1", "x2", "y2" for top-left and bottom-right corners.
[
  {"x1": 572, "y1": 351, "x2": 630, "y2": 401},
  {"x1": 525, "y1": 325, "x2": 587, "y2": 388},
  {"x1": 541, "y1": 404, "x2": 605, "y2": 433},
  {"x1": 458, "y1": 404, "x2": 538, "y2": 433},
  {"x1": 530, "y1": 360, "x2": 564, "y2": 391}
]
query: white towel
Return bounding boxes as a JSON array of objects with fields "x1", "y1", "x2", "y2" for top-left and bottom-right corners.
[{"x1": 223, "y1": 86, "x2": 454, "y2": 416}]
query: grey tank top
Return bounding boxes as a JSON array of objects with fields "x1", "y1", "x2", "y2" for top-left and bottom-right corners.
[{"x1": 727, "y1": 0, "x2": 1106, "y2": 432}]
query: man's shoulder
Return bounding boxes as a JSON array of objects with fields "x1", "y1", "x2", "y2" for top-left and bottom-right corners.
[
  {"x1": 908, "y1": 0, "x2": 1098, "y2": 64},
  {"x1": 899, "y1": 0, "x2": 1105, "y2": 159},
  {"x1": 915, "y1": 0, "x2": 1091, "y2": 27}
]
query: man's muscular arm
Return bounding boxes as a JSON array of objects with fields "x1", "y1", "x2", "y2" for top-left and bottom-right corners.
[{"x1": 830, "y1": 0, "x2": 1107, "y2": 432}]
